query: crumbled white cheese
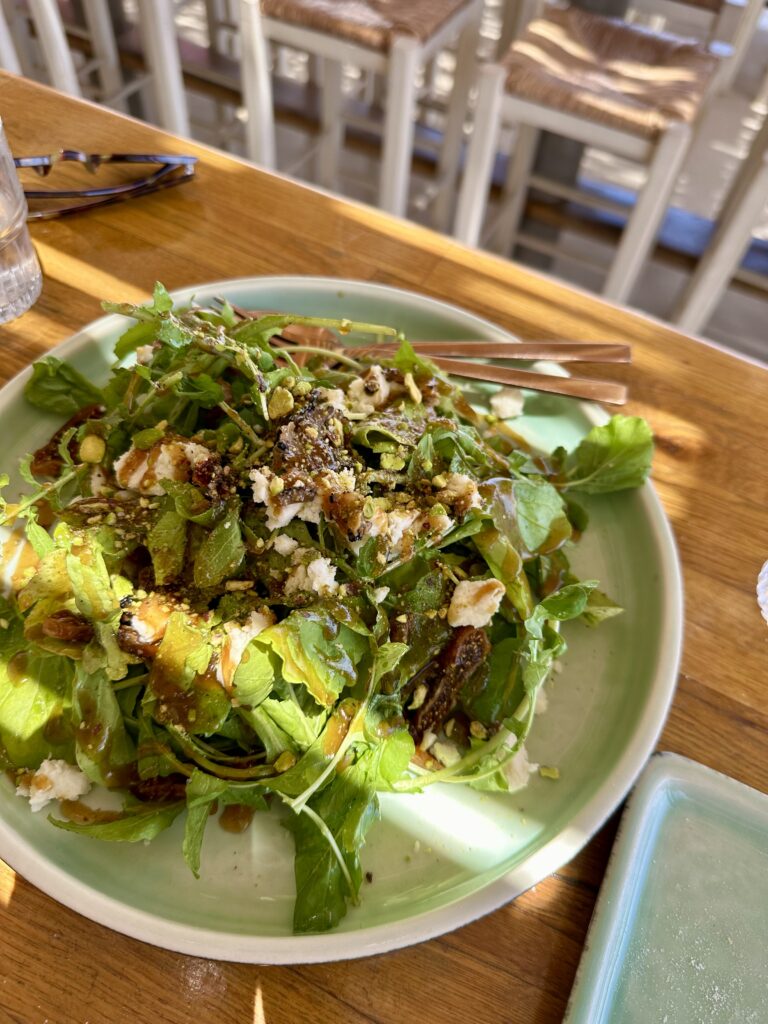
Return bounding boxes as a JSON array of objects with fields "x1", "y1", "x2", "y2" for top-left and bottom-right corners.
[
  {"x1": 306, "y1": 557, "x2": 339, "y2": 596},
  {"x1": 447, "y1": 578, "x2": 506, "y2": 628},
  {"x1": 114, "y1": 440, "x2": 212, "y2": 496},
  {"x1": 425, "y1": 512, "x2": 453, "y2": 538},
  {"x1": 503, "y1": 744, "x2": 538, "y2": 792},
  {"x1": 16, "y1": 758, "x2": 91, "y2": 812},
  {"x1": 266, "y1": 502, "x2": 303, "y2": 530},
  {"x1": 89, "y1": 466, "x2": 108, "y2": 496},
  {"x1": 284, "y1": 556, "x2": 338, "y2": 597},
  {"x1": 296, "y1": 495, "x2": 322, "y2": 524},
  {"x1": 272, "y1": 534, "x2": 299, "y2": 556},
  {"x1": 386, "y1": 509, "x2": 420, "y2": 551},
  {"x1": 432, "y1": 740, "x2": 462, "y2": 767},
  {"x1": 490, "y1": 387, "x2": 525, "y2": 420},
  {"x1": 220, "y1": 608, "x2": 275, "y2": 686},
  {"x1": 316, "y1": 387, "x2": 347, "y2": 413},
  {"x1": 135, "y1": 344, "x2": 155, "y2": 365},
  {"x1": 419, "y1": 730, "x2": 437, "y2": 752},
  {"x1": 347, "y1": 365, "x2": 390, "y2": 412},
  {"x1": 437, "y1": 473, "x2": 482, "y2": 512},
  {"x1": 249, "y1": 467, "x2": 272, "y2": 504}
]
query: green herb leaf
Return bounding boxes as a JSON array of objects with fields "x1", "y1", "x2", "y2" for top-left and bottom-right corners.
[
  {"x1": 147, "y1": 507, "x2": 187, "y2": 586},
  {"x1": 49, "y1": 800, "x2": 184, "y2": 842},
  {"x1": 24, "y1": 357, "x2": 103, "y2": 416},
  {"x1": 72, "y1": 666, "x2": 135, "y2": 786},
  {"x1": 562, "y1": 415, "x2": 653, "y2": 494},
  {"x1": 193, "y1": 501, "x2": 245, "y2": 588},
  {"x1": 287, "y1": 756, "x2": 379, "y2": 933},
  {"x1": 182, "y1": 769, "x2": 266, "y2": 877}
]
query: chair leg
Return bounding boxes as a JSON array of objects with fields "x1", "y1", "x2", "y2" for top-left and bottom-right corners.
[
  {"x1": 26, "y1": 0, "x2": 81, "y2": 96},
  {"x1": 489, "y1": 122, "x2": 540, "y2": 255},
  {"x1": 317, "y1": 57, "x2": 344, "y2": 192},
  {"x1": 0, "y1": 1, "x2": 21, "y2": 74},
  {"x1": 672, "y1": 149, "x2": 768, "y2": 334},
  {"x1": 379, "y1": 34, "x2": 421, "y2": 217},
  {"x1": 136, "y1": 0, "x2": 190, "y2": 137},
  {"x1": 432, "y1": 2, "x2": 483, "y2": 232},
  {"x1": 603, "y1": 122, "x2": 691, "y2": 305},
  {"x1": 239, "y1": 0, "x2": 276, "y2": 168},
  {"x1": 81, "y1": 0, "x2": 125, "y2": 111},
  {"x1": 453, "y1": 63, "x2": 506, "y2": 247}
]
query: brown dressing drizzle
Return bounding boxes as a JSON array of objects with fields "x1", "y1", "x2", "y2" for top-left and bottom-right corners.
[{"x1": 218, "y1": 804, "x2": 255, "y2": 833}]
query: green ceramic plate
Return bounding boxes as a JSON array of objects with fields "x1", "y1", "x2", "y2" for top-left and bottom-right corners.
[{"x1": 0, "y1": 278, "x2": 683, "y2": 963}]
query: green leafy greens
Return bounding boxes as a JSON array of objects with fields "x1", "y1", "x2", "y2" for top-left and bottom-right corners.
[{"x1": 0, "y1": 284, "x2": 653, "y2": 933}]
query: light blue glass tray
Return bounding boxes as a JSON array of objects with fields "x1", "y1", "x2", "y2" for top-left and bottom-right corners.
[{"x1": 564, "y1": 752, "x2": 768, "y2": 1024}]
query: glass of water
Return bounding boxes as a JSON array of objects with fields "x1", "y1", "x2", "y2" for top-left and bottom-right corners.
[{"x1": 0, "y1": 117, "x2": 42, "y2": 324}]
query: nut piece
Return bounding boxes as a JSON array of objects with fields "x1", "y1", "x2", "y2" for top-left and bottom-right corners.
[
  {"x1": 78, "y1": 435, "x2": 106, "y2": 464},
  {"x1": 267, "y1": 386, "x2": 295, "y2": 419}
]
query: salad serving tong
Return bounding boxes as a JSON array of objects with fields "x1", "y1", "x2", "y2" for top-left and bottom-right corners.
[{"x1": 217, "y1": 301, "x2": 631, "y2": 406}]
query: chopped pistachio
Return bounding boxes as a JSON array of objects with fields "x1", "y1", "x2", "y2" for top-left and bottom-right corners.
[
  {"x1": 539, "y1": 765, "x2": 560, "y2": 780},
  {"x1": 267, "y1": 386, "x2": 295, "y2": 419},
  {"x1": 431, "y1": 474, "x2": 448, "y2": 489},
  {"x1": 292, "y1": 380, "x2": 312, "y2": 396},
  {"x1": 469, "y1": 721, "x2": 488, "y2": 740},
  {"x1": 380, "y1": 453, "x2": 405, "y2": 471},
  {"x1": 268, "y1": 476, "x2": 284, "y2": 496},
  {"x1": 79, "y1": 435, "x2": 105, "y2": 464}
]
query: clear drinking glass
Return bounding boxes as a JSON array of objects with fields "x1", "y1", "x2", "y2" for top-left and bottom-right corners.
[{"x1": 0, "y1": 117, "x2": 42, "y2": 324}]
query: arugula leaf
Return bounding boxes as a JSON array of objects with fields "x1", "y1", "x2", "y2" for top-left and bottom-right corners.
[
  {"x1": 148, "y1": 613, "x2": 230, "y2": 734},
  {"x1": 512, "y1": 477, "x2": 572, "y2": 553},
  {"x1": 231, "y1": 642, "x2": 274, "y2": 711},
  {"x1": 72, "y1": 666, "x2": 135, "y2": 786},
  {"x1": 461, "y1": 636, "x2": 524, "y2": 725},
  {"x1": 193, "y1": 500, "x2": 245, "y2": 588},
  {"x1": 49, "y1": 800, "x2": 184, "y2": 841},
  {"x1": 182, "y1": 769, "x2": 267, "y2": 877},
  {"x1": 113, "y1": 321, "x2": 156, "y2": 361},
  {"x1": 147, "y1": 507, "x2": 187, "y2": 586},
  {"x1": 267, "y1": 699, "x2": 358, "y2": 798},
  {"x1": 24, "y1": 357, "x2": 104, "y2": 416},
  {"x1": 561, "y1": 415, "x2": 653, "y2": 494},
  {"x1": 0, "y1": 642, "x2": 76, "y2": 768},
  {"x1": 257, "y1": 611, "x2": 368, "y2": 707},
  {"x1": 525, "y1": 581, "x2": 598, "y2": 640},
  {"x1": 245, "y1": 696, "x2": 326, "y2": 752},
  {"x1": 287, "y1": 754, "x2": 379, "y2": 933},
  {"x1": 161, "y1": 480, "x2": 217, "y2": 525},
  {"x1": 581, "y1": 587, "x2": 624, "y2": 626}
]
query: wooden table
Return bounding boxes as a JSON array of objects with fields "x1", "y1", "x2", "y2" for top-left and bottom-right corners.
[{"x1": 1, "y1": 71, "x2": 767, "y2": 1024}]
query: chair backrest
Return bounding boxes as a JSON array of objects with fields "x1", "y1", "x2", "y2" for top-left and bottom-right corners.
[{"x1": 0, "y1": 1, "x2": 21, "y2": 73}]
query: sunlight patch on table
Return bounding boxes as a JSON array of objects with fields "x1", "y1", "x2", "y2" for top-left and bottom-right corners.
[
  {"x1": 0, "y1": 864, "x2": 16, "y2": 908},
  {"x1": 253, "y1": 981, "x2": 266, "y2": 1024},
  {"x1": 34, "y1": 243, "x2": 147, "y2": 305}
]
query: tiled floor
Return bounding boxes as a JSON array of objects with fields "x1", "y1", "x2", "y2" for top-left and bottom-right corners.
[{"x1": 162, "y1": 2, "x2": 768, "y2": 362}]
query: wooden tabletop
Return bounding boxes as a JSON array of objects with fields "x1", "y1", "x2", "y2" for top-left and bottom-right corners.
[{"x1": 1, "y1": 71, "x2": 767, "y2": 1024}]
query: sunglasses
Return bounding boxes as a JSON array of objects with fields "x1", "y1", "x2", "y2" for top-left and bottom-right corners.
[{"x1": 13, "y1": 150, "x2": 198, "y2": 219}]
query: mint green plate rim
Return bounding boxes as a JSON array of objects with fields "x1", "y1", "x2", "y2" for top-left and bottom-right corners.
[{"x1": 0, "y1": 277, "x2": 684, "y2": 964}]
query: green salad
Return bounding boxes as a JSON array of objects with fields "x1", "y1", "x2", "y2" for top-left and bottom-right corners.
[{"x1": 0, "y1": 284, "x2": 653, "y2": 933}]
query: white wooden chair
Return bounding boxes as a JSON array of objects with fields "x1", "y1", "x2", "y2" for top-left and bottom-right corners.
[
  {"x1": 453, "y1": 0, "x2": 761, "y2": 305},
  {"x1": 238, "y1": 0, "x2": 484, "y2": 218},
  {"x1": 672, "y1": 117, "x2": 768, "y2": 334},
  {"x1": 5, "y1": 0, "x2": 189, "y2": 137},
  {"x1": 0, "y1": 0, "x2": 21, "y2": 72}
]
